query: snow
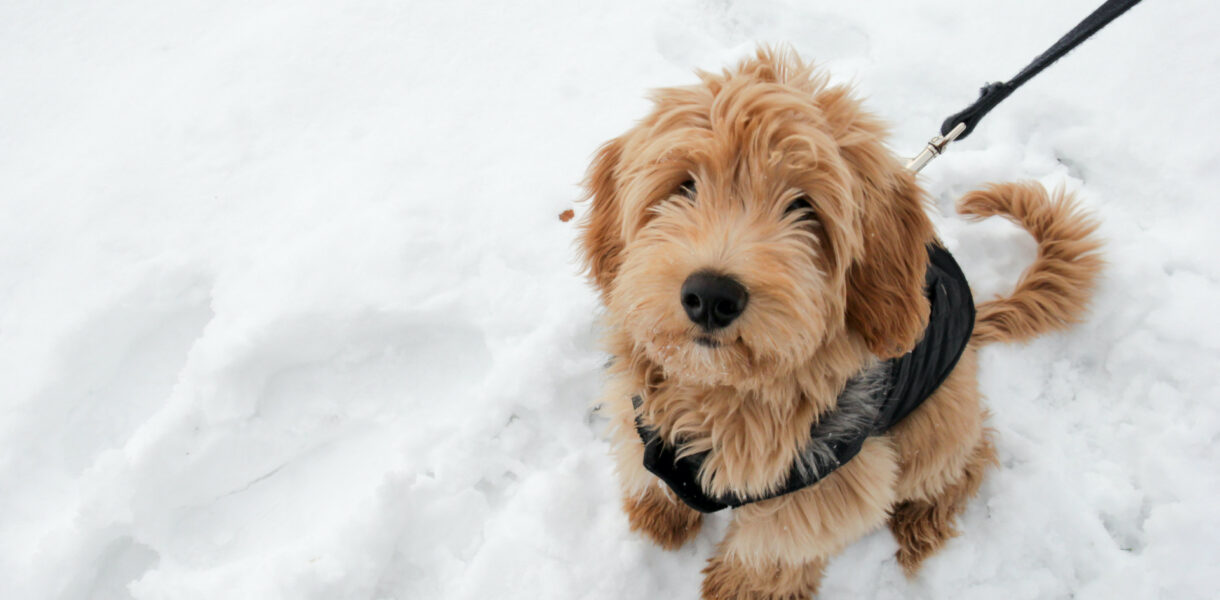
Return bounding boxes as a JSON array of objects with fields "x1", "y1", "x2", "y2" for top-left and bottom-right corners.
[{"x1": 1, "y1": 0, "x2": 1218, "y2": 598}]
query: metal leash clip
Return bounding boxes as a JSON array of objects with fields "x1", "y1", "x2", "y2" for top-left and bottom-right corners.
[{"x1": 906, "y1": 122, "x2": 967, "y2": 173}]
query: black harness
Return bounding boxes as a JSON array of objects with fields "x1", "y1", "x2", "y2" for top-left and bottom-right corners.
[{"x1": 632, "y1": 243, "x2": 975, "y2": 513}]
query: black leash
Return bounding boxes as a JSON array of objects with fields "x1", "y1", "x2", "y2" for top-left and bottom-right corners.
[{"x1": 908, "y1": 0, "x2": 1143, "y2": 172}]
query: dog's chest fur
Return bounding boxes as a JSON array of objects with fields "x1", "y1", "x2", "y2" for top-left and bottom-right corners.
[{"x1": 625, "y1": 332, "x2": 874, "y2": 498}]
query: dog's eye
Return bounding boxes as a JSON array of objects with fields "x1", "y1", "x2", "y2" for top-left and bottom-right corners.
[
  {"x1": 677, "y1": 179, "x2": 696, "y2": 199},
  {"x1": 785, "y1": 196, "x2": 816, "y2": 221}
]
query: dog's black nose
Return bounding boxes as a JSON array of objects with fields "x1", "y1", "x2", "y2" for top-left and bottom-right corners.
[{"x1": 680, "y1": 272, "x2": 748, "y2": 330}]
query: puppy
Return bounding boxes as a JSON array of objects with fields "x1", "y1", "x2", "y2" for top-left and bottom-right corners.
[{"x1": 577, "y1": 48, "x2": 1103, "y2": 598}]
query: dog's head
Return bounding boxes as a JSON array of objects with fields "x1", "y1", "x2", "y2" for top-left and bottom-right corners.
[{"x1": 580, "y1": 49, "x2": 934, "y2": 387}]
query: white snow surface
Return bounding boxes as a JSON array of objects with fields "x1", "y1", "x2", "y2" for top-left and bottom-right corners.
[{"x1": 2, "y1": 1, "x2": 1218, "y2": 598}]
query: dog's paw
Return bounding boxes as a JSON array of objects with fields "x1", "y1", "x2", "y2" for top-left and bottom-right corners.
[
  {"x1": 889, "y1": 500, "x2": 951, "y2": 577},
  {"x1": 623, "y1": 485, "x2": 702, "y2": 550},
  {"x1": 701, "y1": 555, "x2": 825, "y2": 600}
]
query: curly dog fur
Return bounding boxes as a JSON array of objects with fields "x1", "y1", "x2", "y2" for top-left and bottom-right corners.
[{"x1": 578, "y1": 48, "x2": 1102, "y2": 598}]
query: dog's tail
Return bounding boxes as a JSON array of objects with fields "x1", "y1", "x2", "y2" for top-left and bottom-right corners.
[{"x1": 957, "y1": 182, "x2": 1103, "y2": 346}]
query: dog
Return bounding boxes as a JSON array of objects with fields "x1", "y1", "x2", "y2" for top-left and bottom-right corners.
[{"x1": 577, "y1": 48, "x2": 1102, "y2": 598}]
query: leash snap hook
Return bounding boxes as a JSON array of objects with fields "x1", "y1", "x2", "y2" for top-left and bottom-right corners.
[{"x1": 906, "y1": 122, "x2": 967, "y2": 173}]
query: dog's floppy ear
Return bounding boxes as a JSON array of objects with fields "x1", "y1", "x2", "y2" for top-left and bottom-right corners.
[
  {"x1": 815, "y1": 86, "x2": 934, "y2": 358},
  {"x1": 844, "y1": 172, "x2": 933, "y2": 358},
  {"x1": 579, "y1": 137, "x2": 626, "y2": 302}
]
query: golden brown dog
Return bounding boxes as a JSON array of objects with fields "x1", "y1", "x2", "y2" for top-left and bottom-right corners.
[{"x1": 578, "y1": 48, "x2": 1102, "y2": 598}]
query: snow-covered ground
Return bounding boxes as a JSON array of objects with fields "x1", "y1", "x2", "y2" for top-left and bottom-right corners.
[{"x1": 2, "y1": 1, "x2": 1218, "y2": 598}]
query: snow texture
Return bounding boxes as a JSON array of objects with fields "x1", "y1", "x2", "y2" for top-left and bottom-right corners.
[{"x1": 2, "y1": 1, "x2": 1218, "y2": 598}]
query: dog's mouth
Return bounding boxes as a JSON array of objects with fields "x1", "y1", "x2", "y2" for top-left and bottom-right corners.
[{"x1": 642, "y1": 330, "x2": 759, "y2": 385}]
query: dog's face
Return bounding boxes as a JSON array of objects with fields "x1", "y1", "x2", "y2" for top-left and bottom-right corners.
[{"x1": 581, "y1": 50, "x2": 935, "y2": 388}]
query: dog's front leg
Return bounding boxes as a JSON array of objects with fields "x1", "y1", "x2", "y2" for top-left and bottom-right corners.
[
  {"x1": 622, "y1": 480, "x2": 703, "y2": 551},
  {"x1": 614, "y1": 437, "x2": 703, "y2": 550},
  {"x1": 701, "y1": 547, "x2": 826, "y2": 600},
  {"x1": 605, "y1": 391, "x2": 703, "y2": 550},
  {"x1": 701, "y1": 438, "x2": 899, "y2": 599}
]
